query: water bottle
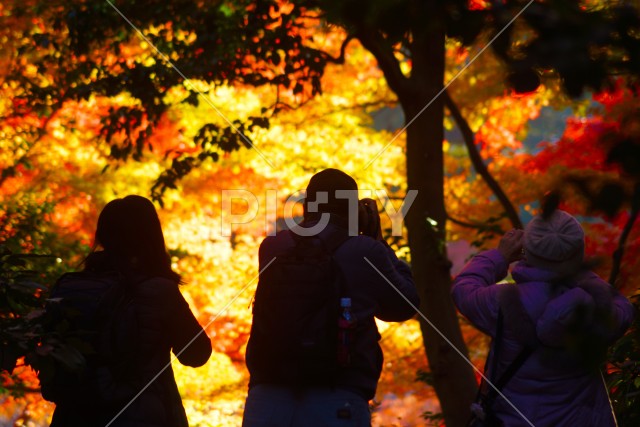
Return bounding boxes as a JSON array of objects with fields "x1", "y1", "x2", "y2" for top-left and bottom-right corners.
[{"x1": 337, "y1": 297, "x2": 355, "y2": 367}]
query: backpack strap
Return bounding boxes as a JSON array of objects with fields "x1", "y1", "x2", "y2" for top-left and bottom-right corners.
[
  {"x1": 480, "y1": 286, "x2": 536, "y2": 411},
  {"x1": 494, "y1": 345, "x2": 534, "y2": 390},
  {"x1": 487, "y1": 308, "x2": 504, "y2": 386},
  {"x1": 479, "y1": 350, "x2": 533, "y2": 426}
]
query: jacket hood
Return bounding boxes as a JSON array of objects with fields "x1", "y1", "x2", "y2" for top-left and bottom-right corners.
[
  {"x1": 536, "y1": 287, "x2": 596, "y2": 347},
  {"x1": 511, "y1": 262, "x2": 566, "y2": 284},
  {"x1": 511, "y1": 263, "x2": 597, "y2": 348}
]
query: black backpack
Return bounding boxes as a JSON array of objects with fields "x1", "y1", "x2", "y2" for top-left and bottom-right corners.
[
  {"x1": 246, "y1": 230, "x2": 350, "y2": 387},
  {"x1": 38, "y1": 272, "x2": 141, "y2": 409}
]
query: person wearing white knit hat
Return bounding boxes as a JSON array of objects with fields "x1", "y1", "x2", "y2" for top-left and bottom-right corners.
[
  {"x1": 452, "y1": 210, "x2": 634, "y2": 427},
  {"x1": 522, "y1": 210, "x2": 585, "y2": 276}
]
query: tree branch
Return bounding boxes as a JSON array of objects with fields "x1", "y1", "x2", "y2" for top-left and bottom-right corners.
[
  {"x1": 444, "y1": 90, "x2": 523, "y2": 229},
  {"x1": 447, "y1": 214, "x2": 488, "y2": 230},
  {"x1": 324, "y1": 34, "x2": 354, "y2": 65},
  {"x1": 2, "y1": 384, "x2": 42, "y2": 394},
  {"x1": 355, "y1": 29, "x2": 410, "y2": 99},
  {"x1": 280, "y1": 99, "x2": 394, "y2": 127},
  {"x1": 609, "y1": 183, "x2": 640, "y2": 286}
]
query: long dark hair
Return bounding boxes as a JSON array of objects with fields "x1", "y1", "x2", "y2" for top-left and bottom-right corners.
[{"x1": 84, "y1": 195, "x2": 181, "y2": 283}]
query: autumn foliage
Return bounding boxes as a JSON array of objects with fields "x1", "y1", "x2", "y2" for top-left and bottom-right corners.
[{"x1": 2, "y1": 1, "x2": 640, "y2": 426}]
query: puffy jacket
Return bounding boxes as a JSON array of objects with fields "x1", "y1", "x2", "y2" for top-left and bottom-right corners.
[
  {"x1": 246, "y1": 220, "x2": 418, "y2": 400},
  {"x1": 452, "y1": 249, "x2": 634, "y2": 427},
  {"x1": 46, "y1": 271, "x2": 212, "y2": 427}
]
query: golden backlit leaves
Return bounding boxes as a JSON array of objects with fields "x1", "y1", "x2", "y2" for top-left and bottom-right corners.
[
  {"x1": 2, "y1": 3, "x2": 638, "y2": 426},
  {"x1": 0, "y1": 362, "x2": 55, "y2": 425},
  {"x1": 1, "y1": 24, "x2": 418, "y2": 425}
]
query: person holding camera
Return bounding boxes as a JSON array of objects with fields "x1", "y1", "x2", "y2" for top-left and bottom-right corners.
[
  {"x1": 452, "y1": 210, "x2": 634, "y2": 426},
  {"x1": 243, "y1": 168, "x2": 418, "y2": 427}
]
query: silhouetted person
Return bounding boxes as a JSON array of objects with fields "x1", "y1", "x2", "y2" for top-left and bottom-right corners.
[
  {"x1": 452, "y1": 210, "x2": 634, "y2": 426},
  {"x1": 243, "y1": 168, "x2": 418, "y2": 427},
  {"x1": 43, "y1": 195, "x2": 212, "y2": 427}
]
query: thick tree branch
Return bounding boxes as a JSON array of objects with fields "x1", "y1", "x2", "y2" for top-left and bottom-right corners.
[
  {"x1": 324, "y1": 34, "x2": 354, "y2": 65},
  {"x1": 354, "y1": 29, "x2": 410, "y2": 99},
  {"x1": 281, "y1": 99, "x2": 394, "y2": 126},
  {"x1": 444, "y1": 90, "x2": 523, "y2": 229},
  {"x1": 609, "y1": 183, "x2": 640, "y2": 286},
  {"x1": 447, "y1": 214, "x2": 488, "y2": 230}
]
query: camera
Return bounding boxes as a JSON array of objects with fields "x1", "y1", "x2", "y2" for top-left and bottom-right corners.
[{"x1": 358, "y1": 198, "x2": 381, "y2": 238}]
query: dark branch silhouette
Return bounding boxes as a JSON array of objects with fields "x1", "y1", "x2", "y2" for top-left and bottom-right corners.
[
  {"x1": 447, "y1": 213, "x2": 492, "y2": 230},
  {"x1": 444, "y1": 90, "x2": 523, "y2": 229},
  {"x1": 609, "y1": 183, "x2": 640, "y2": 286},
  {"x1": 355, "y1": 29, "x2": 410, "y2": 99},
  {"x1": 324, "y1": 35, "x2": 355, "y2": 65}
]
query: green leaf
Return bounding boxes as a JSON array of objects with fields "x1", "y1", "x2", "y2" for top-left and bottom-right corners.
[{"x1": 51, "y1": 344, "x2": 86, "y2": 372}]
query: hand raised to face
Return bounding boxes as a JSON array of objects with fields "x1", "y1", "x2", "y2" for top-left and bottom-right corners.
[
  {"x1": 358, "y1": 198, "x2": 383, "y2": 240},
  {"x1": 498, "y1": 229, "x2": 524, "y2": 263}
]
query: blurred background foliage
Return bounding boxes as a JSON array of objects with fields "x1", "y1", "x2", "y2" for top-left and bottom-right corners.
[{"x1": 1, "y1": 0, "x2": 640, "y2": 426}]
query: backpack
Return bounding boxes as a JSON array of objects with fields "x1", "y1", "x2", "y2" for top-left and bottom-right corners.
[
  {"x1": 247, "y1": 230, "x2": 351, "y2": 387},
  {"x1": 93, "y1": 277, "x2": 142, "y2": 405},
  {"x1": 38, "y1": 272, "x2": 141, "y2": 409}
]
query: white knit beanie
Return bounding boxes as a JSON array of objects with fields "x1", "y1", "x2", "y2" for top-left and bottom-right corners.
[{"x1": 523, "y1": 210, "x2": 585, "y2": 275}]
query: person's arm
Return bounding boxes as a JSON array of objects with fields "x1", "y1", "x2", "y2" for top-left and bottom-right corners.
[
  {"x1": 166, "y1": 284, "x2": 212, "y2": 367},
  {"x1": 452, "y1": 229, "x2": 524, "y2": 335},
  {"x1": 609, "y1": 293, "x2": 636, "y2": 340},
  {"x1": 451, "y1": 249, "x2": 508, "y2": 335},
  {"x1": 364, "y1": 240, "x2": 418, "y2": 322}
]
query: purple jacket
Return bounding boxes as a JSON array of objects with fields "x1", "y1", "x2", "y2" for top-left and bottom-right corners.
[
  {"x1": 246, "y1": 220, "x2": 418, "y2": 400},
  {"x1": 452, "y1": 249, "x2": 634, "y2": 427}
]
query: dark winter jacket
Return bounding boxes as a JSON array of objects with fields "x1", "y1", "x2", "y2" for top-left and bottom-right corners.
[
  {"x1": 46, "y1": 271, "x2": 212, "y2": 427},
  {"x1": 452, "y1": 249, "x2": 634, "y2": 427},
  {"x1": 246, "y1": 220, "x2": 418, "y2": 400}
]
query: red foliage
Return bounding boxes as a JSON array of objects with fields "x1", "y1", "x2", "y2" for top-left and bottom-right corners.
[
  {"x1": 520, "y1": 83, "x2": 640, "y2": 292},
  {"x1": 523, "y1": 118, "x2": 619, "y2": 174},
  {"x1": 593, "y1": 82, "x2": 629, "y2": 108},
  {"x1": 147, "y1": 114, "x2": 192, "y2": 158},
  {"x1": 468, "y1": 0, "x2": 490, "y2": 11}
]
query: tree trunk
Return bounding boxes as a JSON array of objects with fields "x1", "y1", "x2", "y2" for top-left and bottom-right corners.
[
  {"x1": 356, "y1": 2, "x2": 479, "y2": 422},
  {"x1": 403, "y1": 102, "x2": 478, "y2": 427},
  {"x1": 401, "y1": 9, "x2": 478, "y2": 426}
]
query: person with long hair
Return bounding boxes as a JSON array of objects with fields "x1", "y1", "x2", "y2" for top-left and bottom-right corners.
[{"x1": 43, "y1": 195, "x2": 212, "y2": 427}]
